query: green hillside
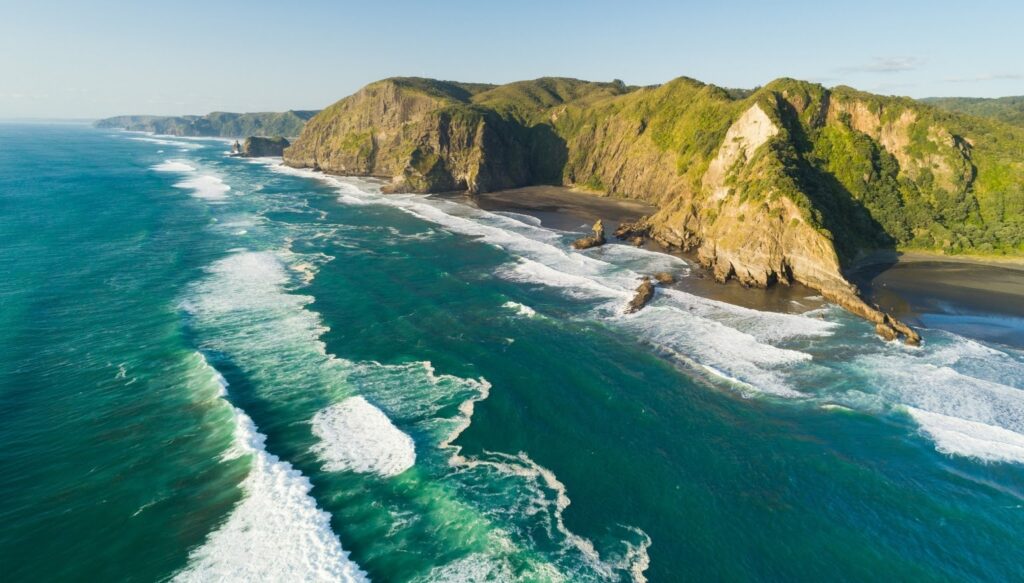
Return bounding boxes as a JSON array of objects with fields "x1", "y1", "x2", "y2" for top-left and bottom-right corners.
[{"x1": 95, "y1": 110, "x2": 318, "y2": 138}]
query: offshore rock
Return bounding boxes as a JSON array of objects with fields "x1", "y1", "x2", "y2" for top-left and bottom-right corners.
[
  {"x1": 572, "y1": 219, "x2": 607, "y2": 250},
  {"x1": 654, "y1": 272, "x2": 675, "y2": 284},
  {"x1": 240, "y1": 136, "x2": 290, "y2": 157},
  {"x1": 625, "y1": 277, "x2": 656, "y2": 314}
]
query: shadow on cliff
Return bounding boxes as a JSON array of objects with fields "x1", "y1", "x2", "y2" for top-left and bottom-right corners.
[
  {"x1": 775, "y1": 99, "x2": 899, "y2": 277},
  {"x1": 474, "y1": 115, "x2": 568, "y2": 191},
  {"x1": 525, "y1": 124, "x2": 569, "y2": 185}
]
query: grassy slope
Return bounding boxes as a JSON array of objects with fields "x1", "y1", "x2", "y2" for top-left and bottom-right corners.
[
  {"x1": 922, "y1": 96, "x2": 1024, "y2": 128},
  {"x1": 291, "y1": 76, "x2": 1024, "y2": 257}
]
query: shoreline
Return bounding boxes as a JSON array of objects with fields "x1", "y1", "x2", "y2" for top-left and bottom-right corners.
[
  {"x1": 851, "y1": 249, "x2": 1024, "y2": 273},
  {"x1": 265, "y1": 162, "x2": 1022, "y2": 346},
  {"x1": 447, "y1": 185, "x2": 827, "y2": 315},
  {"x1": 453, "y1": 185, "x2": 1023, "y2": 346}
]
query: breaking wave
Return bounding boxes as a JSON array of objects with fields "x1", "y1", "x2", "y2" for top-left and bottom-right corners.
[{"x1": 172, "y1": 354, "x2": 368, "y2": 583}]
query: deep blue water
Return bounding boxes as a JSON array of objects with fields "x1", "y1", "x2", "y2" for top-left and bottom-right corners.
[{"x1": 1, "y1": 123, "x2": 1023, "y2": 582}]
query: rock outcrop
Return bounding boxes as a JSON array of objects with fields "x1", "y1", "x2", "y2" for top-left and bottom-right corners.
[
  {"x1": 240, "y1": 136, "x2": 290, "y2": 157},
  {"x1": 283, "y1": 75, "x2": 1024, "y2": 344},
  {"x1": 625, "y1": 278, "x2": 656, "y2": 314},
  {"x1": 614, "y1": 219, "x2": 650, "y2": 247},
  {"x1": 571, "y1": 219, "x2": 606, "y2": 250}
]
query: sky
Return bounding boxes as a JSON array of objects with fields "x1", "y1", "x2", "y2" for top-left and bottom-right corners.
[{"x1": 1, "y1": 0, "x2": 1022, "y2": 118}]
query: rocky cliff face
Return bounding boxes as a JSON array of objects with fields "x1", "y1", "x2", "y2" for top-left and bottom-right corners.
[
  {"x1": 282, "y1": 79, "x2": 537, "y2": 193},
  {"x1": 284, "y1": 75, "x2": 1024, "y2": 343}
]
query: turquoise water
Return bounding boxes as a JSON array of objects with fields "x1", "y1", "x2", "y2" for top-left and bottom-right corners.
[{"x1": 2, "y1": 124, "x2": 1023, "y2": 582}]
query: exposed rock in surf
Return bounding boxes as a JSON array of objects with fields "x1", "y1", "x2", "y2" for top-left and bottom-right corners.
[
  {"x1": 240, "y1": 136, "x2": 290, "y2": 157},
  {"x1": 654, "y1": 272, "x2": 675, "y2": 285},
  {"x1": 625, "y1": 277, "x2": 655, "y2": 314},
  {"x1": 231, "y1": 140, "x2": 242, "y2": 155},
  {"x1": 819, "y1": 287, "x2": 921, "y2": 345},
  {"x1": 627, "y1": 236, "x2": 644, "y2": 247},
  {"x1": 614, "y1": 218, "x2": 650, "y2": 242},
  {"x1": 571, "y1": 219, "x2": 606, "y2": 250},
  {"x1": 876, "y1": 322, "x2": 898, "y2": 342}
]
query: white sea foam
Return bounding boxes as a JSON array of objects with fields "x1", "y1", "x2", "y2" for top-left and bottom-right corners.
[
  {"x1": 258, "y1": 161, "x2": 835, "y2": 396},
  {"x1": 174, "y1": 175, "x2": 231, "y2": 201},
  {"x1": 128, "y1": 135, "x2": 203, "y2": 149},
  {"x1": 843, "y1": 333, "x2": 1024, "y2": 464},
  {"x1": 502, "y1": 301, "x2": 537, "y2": 317},
  {"x1": 182, "y1": 168, "x2": 660, "y2": 578},
  {"x1": 907, "y1": 407, "x2": 1024, "y2": 463},
  {"x1": 311, "y1": 396, "x2": 416, "y2": 477},
  {"x1": 174, "y1": 356, "x2": 368, "y2": 583},
  {"x1": 152, "y1": 160, "x2": 195, "y2": 173}
]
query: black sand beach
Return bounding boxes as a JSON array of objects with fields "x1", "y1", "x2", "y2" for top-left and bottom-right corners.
[
  {"x1": 851, "y1": 255, "x2": 1024, "y2": 348},
  {"x1": 450, "y1": 186, "x2": 1024, "y2": 347}
]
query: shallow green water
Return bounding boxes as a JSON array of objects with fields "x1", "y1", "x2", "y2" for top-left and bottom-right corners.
[{"x1": 1, "y1": 124, "x2": 1023, "y2": 581}]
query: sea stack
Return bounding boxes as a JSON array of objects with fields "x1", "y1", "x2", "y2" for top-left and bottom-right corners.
[
  {"x1": 239, "y1": 136, "x2": 290, "y2": 157},
  {"x1": 572, "y1": 219, "x2": 607, "y2": 250}
]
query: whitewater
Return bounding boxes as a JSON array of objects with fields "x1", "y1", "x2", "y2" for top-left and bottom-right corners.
[{"x1": 2, "y1": 124, "x2": 1022, "y2": 582}]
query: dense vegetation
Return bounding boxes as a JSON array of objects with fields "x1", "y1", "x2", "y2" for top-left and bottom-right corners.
[
  {"x1": 95, "y1": 110, "x2": 318, "y2": 138},
  {"x1": 287, "y1": 76, "x2": 1024, "y2": 258},
  {"x1": 922, "y1": 96, "x2": 1024, "y2": 128}
]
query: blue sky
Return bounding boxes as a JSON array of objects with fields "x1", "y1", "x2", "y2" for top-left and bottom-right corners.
[{"x1": 1, "y1": 0, "x2": 1022, "y2": 118}]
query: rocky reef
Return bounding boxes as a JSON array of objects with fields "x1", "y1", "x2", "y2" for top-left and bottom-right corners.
[{"x1": 283, "y1": 75, "x2": 1024, "y2": 343}]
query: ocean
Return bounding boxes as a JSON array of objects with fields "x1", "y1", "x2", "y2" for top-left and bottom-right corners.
[{"x1": 1, "y1": 123, "x2": 1022, "y2": 582}]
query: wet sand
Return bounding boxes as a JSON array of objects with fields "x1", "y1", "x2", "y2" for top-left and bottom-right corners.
[
  {"x1": 469, "y1": 185, "x2": 653, "y2": 233},
  {"x1": 445, "y1": 186, "x2": 825, "y2": 315},
  {"x1": 851, "y1": 255, "x2": 1024, "y2": 347}
]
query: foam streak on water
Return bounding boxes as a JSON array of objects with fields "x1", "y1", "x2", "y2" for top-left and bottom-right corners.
[
  {"x1": 173, "y1": 356, "x2": 368, "y2": 583},
  {"x1": 263, "y1": 161, "x2": 1024, "y2": 466},
  {"x1": 258, "y1": 161, "x2": 830, "y2": 396}
]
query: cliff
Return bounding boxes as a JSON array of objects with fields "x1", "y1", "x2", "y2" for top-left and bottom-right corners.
[
  {"x1": 284, "y1": 76, "x2": 1024, "y2": 343},
  {"x1": 95, "y1": 110, "x2": 318, "y2": 138}
]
